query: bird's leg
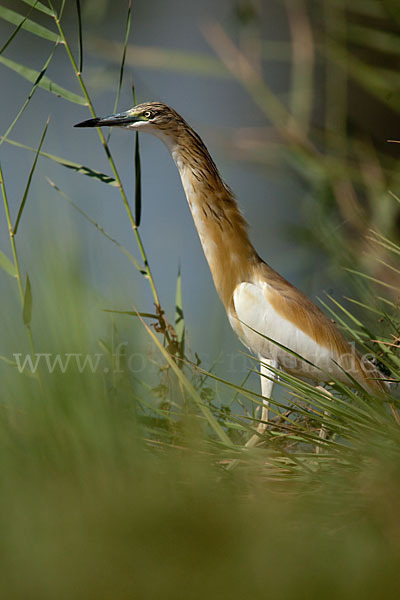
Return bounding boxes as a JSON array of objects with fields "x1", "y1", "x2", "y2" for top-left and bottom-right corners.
[
  {"x1": 245, "y1": 358, "x2": 278, "y2": 448},
  {"x1": 315, "y1": 385, "x2": 332, "y2": 454},
  {"x1": 258, "y1": 358, "x2": 279, "y2": 433}
]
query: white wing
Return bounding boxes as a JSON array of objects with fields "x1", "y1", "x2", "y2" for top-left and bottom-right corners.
[{"x1": 229, "y1": 281, "x2": 347, "y2": 382}]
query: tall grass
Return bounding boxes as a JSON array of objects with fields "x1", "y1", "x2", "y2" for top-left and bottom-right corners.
[{"x1": 0, "y1": 0, "x2": 399, "y2": 597}]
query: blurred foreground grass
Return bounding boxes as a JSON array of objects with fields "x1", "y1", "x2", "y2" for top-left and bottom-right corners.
[{"x1": 1, "y1": 353, "x2": 400, "y2": 599}]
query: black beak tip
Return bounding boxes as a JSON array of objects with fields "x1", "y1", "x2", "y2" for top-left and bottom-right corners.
[{"x1": 74, "y1": 118, "x2": 101, "y2": 128}]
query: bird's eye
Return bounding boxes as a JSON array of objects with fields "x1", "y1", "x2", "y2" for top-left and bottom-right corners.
[{"x1": 144, "y1": 111, "x2": 153, "y2": 119}]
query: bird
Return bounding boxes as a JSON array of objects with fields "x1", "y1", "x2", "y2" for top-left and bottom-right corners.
[{"x1": 75, "y1": 102, "x2": 388, "y2": 445}]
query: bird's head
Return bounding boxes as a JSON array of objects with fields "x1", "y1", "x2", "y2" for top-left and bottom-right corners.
[{"x1": 74, "y1": 102, "x2": 186, "y2": 147}]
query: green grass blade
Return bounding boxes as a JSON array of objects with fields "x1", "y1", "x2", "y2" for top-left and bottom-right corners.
[
  {"x1": 329, "y1": 0, "x2": 385, "y2": 18},
  {"x1": 369, "y1": 229, "x2": 400, "y2": 256},
  {"x1": 139, "y1": 313, "x2": 233, "y2": 447},
  {"x1": 47, "y1": 179, "x2": 146, "y2": 275},
  {"x1": 20, "y1": 0, "x2": 54, "y2": 16},
  {"x1": 52, "y1": 158, "x2": 117, "y2": 185},
  {"x1": 388, "y1": 190, "x2": 400, "y2": 204},
  {"x1": 102, "y1": 310, "x2": 158, "y2": 319},
  {"x1": 0, "y1": 5, "x2": 59, "y2": 42},
  {"x1": 0, "y1": 354, "x2": 37, "y2": 378},
  {"x1": 0, "y1": 355, "x2": 17, "y2": 367},
  {"x1": 175, "y1": 266, "x2": 185, "y2": 357},
  {"x1": 0, "y1": 250, "x2": 17, "y2": 277},
  {"x1": 344, "y1": 267, "x2": 400, "y2": 292},
  {"x1": 0, "y1": 1, "x2": 38, "y2": 55},
  {"x1": 13, "y1": 119, "x2": 49, "y2": 235},
  {"x1": 75, "y1": 0, "x2": 83, "y2": 73},
  {"x1": 0, "y1": 55, "x2": 87, "y2": 105},
  {"x1": 347, "y1": 24, "x2": 400, "y2": 55},
  {"x1": 105, "y1": 2, "x2": 131, "y2": 146},
  {"x1": 23, "y1": 274, "x2": 32, "y2": 326},
  {"x1": 323, "y1": 293, "x2": 365, "y2": 329},
  {"x1": 374, "y1": 257, "x2": 400, "y2": 276},
  {"x1": 344, "y1": 296, "x2": 387, "y2": 317},
  {"x1": 0, "y1": 45, "x2": 56, "y2": 147},
  {"x1": 324, "y1": 41, "x2": 400, "y2": 113},
  {"x1": 58, "y1": 0, "x2": 67, "y2": 20},
  {"x1": 1, "y1": 136, "x2": 117, "y2": 186},
  {"x1": 377, "y1": 296, "x2": 398, "y2": 309},
  {"x1": 112, "y1": 0, "x2": 131, "y2": 116},
  {"x1": 317, "y1": 298, "x2": 369, "y2": 344}
]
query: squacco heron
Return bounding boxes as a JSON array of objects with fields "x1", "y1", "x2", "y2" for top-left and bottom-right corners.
[{"x1": 75, "y1": 102, "x2": 387, "y2": 444}]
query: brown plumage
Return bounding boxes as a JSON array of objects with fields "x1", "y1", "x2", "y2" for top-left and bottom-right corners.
[{"x1": 75, "y1": 102, "x2": 388, "y2": 442}]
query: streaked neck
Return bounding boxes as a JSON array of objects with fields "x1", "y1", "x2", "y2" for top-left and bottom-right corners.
[{"x1": 161, "y1": 128, "x2": 258, "y2": 308}]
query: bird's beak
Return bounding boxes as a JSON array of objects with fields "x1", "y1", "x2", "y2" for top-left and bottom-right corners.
[{"x1": 74, "y1": 111, "x2": 140, "y2": 128}]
